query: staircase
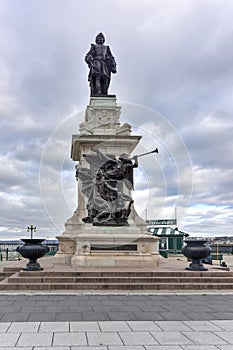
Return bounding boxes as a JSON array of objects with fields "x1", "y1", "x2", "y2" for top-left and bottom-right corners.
[
  {"x1": 1, "y1": 269, "x2": 233, "y2": 291},
  {"x1": 0, "y1": 272, "x2": 13, "y2": 282}
]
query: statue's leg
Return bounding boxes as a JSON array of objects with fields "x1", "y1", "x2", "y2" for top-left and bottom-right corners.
[
  {"x1": 82, "y1": 203, "x2": 95, "y2": 223},
  {"x1": 91, "y1": 77, "x2": 98, "y2": 95},
  {"x1": 90, "y1": 79, "x2": 94, "y2": 96},
  {"x1": 102, "y1": 78, "x2": 109, "y2": 95},
  {"x1": 95, "y1": 76, "x2": 102, "y2": 95}
]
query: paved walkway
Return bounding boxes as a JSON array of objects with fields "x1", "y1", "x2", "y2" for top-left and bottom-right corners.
[
  {"x1": 1, "y1": 254, "x2": 233, "y2": 273},
  {"x1": 1, "y1": 256, "x2": 233, "y2": 348},
  {"x1": 0, "y1": 293, "x2": 233, "y2": 349},
  {"x1": 1, "y1": 318, "x2": 233, "y2": 349},
  {"x1": 1, "y1": 293, "x2": 233, "y2": 322}
]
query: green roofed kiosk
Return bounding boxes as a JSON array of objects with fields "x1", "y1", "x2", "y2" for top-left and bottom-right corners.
[{"x1": 147, "y1": 219, "x2": 189, "y2": 258}]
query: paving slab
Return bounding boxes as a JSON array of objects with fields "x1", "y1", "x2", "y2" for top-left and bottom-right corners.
[
  {"x1": 20, "y1": 306, "x2": 45, "y2": 313},
  {"x1": 87, "y1": 331, "x2": 123, "y2": 346},
  {"x1": 7, "y1": 321, "x2": 39, "y2": 332},
  {"x1": 211, "y1": 320, "x2": 233, "y2": 330},
  {"x1": 69, "y1": 306, "x2": 93, "y2": 312},
  {"x1": 182, "y1": 320, "x2": 223, "y2": 331},
  {"x1": 56, "y1": 312, "x2": 83, "y2": 321},
  {"x1": 0, "y1": 306, "x2": 22, "y2": 313},
  {"x1": 70, "y1": 321, "x2": 100, "y2": 332},
  {"x1": 158, "y1": 311, "x2": 191, "y2": 321},
  {"x1": 6, "y1": 295, "x2": 28, "y2": 300},
  {"x1": 127, "y1": 320, "x2": 162, "y2": 331},
  {"x1": 0, "y1": 322, "x2": 10, "y2": 332},
  {"x1": 45, "y1": 306, "x2": 70, "y2": 312},
  {"x1": 182, "y1": 312, "x2": 217, "y2": 321},
  {"x1": 1, "y1": 312, "x2": 30, "y2": 322},
  {"x1": 99, "y1": 321, "x2": 131, "y2": 332},
  {"x1": 0, "y1": 333, "x2": 20, "y2": 347},
  {"x1": 82, "y1": 311, "x2": 110, "y2": 321},
  {"x1": 178, "y1": 346, "x2": 219, "y2": 350},
  {"x1": 34, "y1": 348, "x2": 69, "y2": 350},
  {"x1": 53, "y1": 332, "x2": 87, "y2": 346},
  {"x1": 145, "y1": 347, "x2": 185, "y2": 350},
  {"x1": 131, "y1": 312, "x2": 165, "y2": 321},
  {"x1": 34, "y1": 300, "x2": 58, "y2": 307},
  {"x1": 150, "y1": 331, "x2": 193, "y2": 345},
  {"x1": 213, "y1": 331, "x2": 233, "y2": 344},
  {"x1": 119, "y1": 331, "x2": 159, "y2": 345},
  {"x1": 109, "y1": 347, "x2": 146, "y2": 350},
  {"x1": 107, "y1": 311, "x2": 137, "y2": 321},
  {"x1": 182, "y1": 331, "x2": 228, "y2": 345},
  {"x1": 208, "y1": 312, "x2": 233, "y2": 320},
  {"x1": 139, "y1": 305, "x2": 170, "y2": 312},
  {"x1": 28, "y1": 312, "x2": 56, "y2": 322},
  {"x1": 0, "y1": 348, "x2": 33, "y2": 350},
  {"x1": 17, "y1": 332, "x2": 53, "y2": 347},
  {"x1": 39, "y1": 321, "x2": 69, "y2": 332},
  {"x1": 71, "y1": 347, "x2": 107, "y2": 350},
  {"x1": 155, "y1": 320, "x2": 193, "y2": 332}
]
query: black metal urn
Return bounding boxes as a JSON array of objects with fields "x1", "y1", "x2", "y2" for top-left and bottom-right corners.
[
  {"x1": 182, "y1": 239, "x2": 212, "y2": 271},
  {"x1": 16, "y1": 239, "x2": 49, "y2": 271}
]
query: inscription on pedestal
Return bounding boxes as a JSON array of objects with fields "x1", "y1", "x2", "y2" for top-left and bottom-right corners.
[{"x1": 91, "y1": 244, "x2": 137, "y2": 251}]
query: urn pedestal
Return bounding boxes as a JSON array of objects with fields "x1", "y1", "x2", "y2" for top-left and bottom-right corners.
[
  {"x1": 16, "y1": 239, "x2": 49, "y2": 271},
  {"x1": 182, "y1": 239, "x2": 212, "y2": 271}
]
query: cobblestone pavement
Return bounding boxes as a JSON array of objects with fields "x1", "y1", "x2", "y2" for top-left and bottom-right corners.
[{"x1": 0, "y1": 293, "x2": 233, "y2": 349}]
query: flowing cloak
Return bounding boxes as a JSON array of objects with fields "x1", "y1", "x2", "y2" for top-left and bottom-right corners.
[
  {"x1": 77, "y1": 151, "x2": 118, "y2": 211},
  {"x1": 77, "y1": 150, "x2": 133, "y2": 212}
]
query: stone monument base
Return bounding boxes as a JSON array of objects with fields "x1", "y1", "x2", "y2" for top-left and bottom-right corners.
[
  {"x1": 72, "y1": 232, "x2": 159, "y2": 268},
  {"x1": 54, "y1": 92, "x2": 161, "y2": 269},
  {"x1": 54, "y1": 223, "x2": 160, "y2": 268},
  {"x1": 71, "y1": 251, "x2": 159, "y2": 268}
]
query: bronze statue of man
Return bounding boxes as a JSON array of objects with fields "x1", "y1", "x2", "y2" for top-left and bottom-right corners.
[{"x1": 85, "y1": 33, "x2": 117, "y2": 96}]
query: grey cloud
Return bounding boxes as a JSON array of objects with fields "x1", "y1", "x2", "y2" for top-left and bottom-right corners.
[{"x1": 0, "y1": 0, "x2": 232, "y2": 237}]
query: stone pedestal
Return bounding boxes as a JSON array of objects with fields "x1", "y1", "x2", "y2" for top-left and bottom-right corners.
[
  {"x1": 54, "y1": 206, "x2": 160, "y2": 268},
  {"x1": 54, "y1": 96, "x2": 160, "y2": 268},
  {"x1": 71, "y1": 233, "x2": 160, "y2": 268}
]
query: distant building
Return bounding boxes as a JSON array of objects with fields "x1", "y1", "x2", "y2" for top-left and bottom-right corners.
[
  {"x1": 209, "y1": 244, "x2": 233, "y2": 255},
  {"x1": 147, "y1": 219, "x2": 189, "y2": 257}
]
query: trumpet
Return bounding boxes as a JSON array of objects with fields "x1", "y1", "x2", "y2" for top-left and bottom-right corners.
[{"x1": 132, "y1": 148, "x2": 158, "y2": 159}]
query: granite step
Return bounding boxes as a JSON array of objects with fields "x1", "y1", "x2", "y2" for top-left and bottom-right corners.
[
  {"x1": 0, "y1": 270, "x2": 233, "y2": 291},
  {"x1": 16, "y1": 270, "x2": 233, "y2": 277},
  {"x1": 7, "y1": 275, "x2": 233, "y2": 284},
  {"x1": 1, "y1": 268, "x2": 233, "y2": 291},
  {"x1": 1, "y1": 282, "x2": 233, "y2": 291},
  {"x1": 0, "y1": 272, "x2": 12, "y2": 282},
  {"x1": 2, "y1": 266, "x2": 22, "y2": 273}
]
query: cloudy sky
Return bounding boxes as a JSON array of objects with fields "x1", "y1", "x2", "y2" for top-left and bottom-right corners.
[{"x1": 0, "y1": 0, "x2": 233, "y2": 239}]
